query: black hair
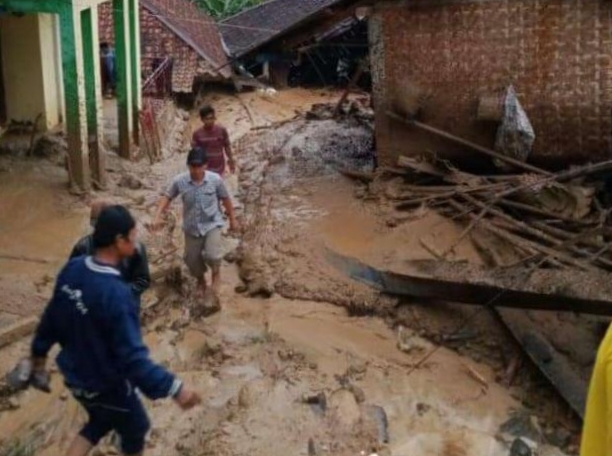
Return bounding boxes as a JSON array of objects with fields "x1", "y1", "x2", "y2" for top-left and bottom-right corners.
[
  {"x1": 187, "y1": 147, "x2": 208, "y2": 165},
  {"x1": 93, "y1": 205, "x2": 136, "y2": 249},
  {"x1": 199, "y1": 105, "x2": 215, "y2": 119}
]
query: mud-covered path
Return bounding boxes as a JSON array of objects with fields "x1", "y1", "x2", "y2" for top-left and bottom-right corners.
[{"x1": 0, "y1": 89, "x2": 574, "y2": 456}]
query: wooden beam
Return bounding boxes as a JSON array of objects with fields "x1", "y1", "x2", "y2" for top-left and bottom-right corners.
[{"x1": 387, "y1": 111, "x2": 552, "y2": 176}]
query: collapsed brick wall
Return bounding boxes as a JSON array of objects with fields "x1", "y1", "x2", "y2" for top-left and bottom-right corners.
[{"x1": 372, "y1": 0, "x2": 612, "y2": 167}]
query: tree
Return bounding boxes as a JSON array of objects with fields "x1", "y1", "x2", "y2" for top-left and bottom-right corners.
[{"x1": 195, "y1": 0, "x2": 264, "y2": 19}]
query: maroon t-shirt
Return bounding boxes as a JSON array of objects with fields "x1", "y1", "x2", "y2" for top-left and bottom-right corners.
[{"x1": 191, "y1": 125, "x2": 230, "y2": 175}]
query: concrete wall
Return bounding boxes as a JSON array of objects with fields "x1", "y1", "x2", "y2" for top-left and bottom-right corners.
[
  {"x1": 0, "y1": 13, "x2": 63, "y2": 130},
  {"x1": 371, "y1": 0, "x2": 612, "y2": 168}
]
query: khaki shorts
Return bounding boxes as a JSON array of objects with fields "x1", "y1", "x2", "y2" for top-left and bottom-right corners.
[{"x1": 184, "y1": 228, "x2": 223, "y2": 278}]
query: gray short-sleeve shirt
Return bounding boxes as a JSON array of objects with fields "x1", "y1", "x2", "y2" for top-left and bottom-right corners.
[{"x1": 165, "y1": 171, "x2": 229, "y2": 237}]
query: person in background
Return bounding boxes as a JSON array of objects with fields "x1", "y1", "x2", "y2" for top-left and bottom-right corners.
[
  {"x1": 70, "y1": 200, "x2": 150, "y2": 312},
  {"x1": 100, "y1": 42, "x2": 116, "y2": 98},
  {"x1": 191, "y1": 105, "x2": 235, "y2": 176},
  {"x1": 31, "y1": 205, "x2": 200, "y2": 456},
  {"x1": 152, "y1": 148, "x2": 238, "y2": 299}
]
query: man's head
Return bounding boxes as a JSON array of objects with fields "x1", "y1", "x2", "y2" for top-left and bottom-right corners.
[
  {"x1": 90, "y1": 199, "x2": 111, "y2": 228},
  {"x1": 199, "y1": 105, "x2": 216, "y2": 129},
  {"x1": 93, "y1": 205, "x2": 137, "y2": 259},
  {"x1": 100, "y1": 42, "x2": 110, "y2": 53},
  {"x1": 187, "y1": 147, "x2": 208, "y2": 181}
]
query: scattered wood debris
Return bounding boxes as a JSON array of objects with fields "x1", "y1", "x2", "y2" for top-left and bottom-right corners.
[{"x1": 381, "y1": 153, "x2": 612, "y2": 273}]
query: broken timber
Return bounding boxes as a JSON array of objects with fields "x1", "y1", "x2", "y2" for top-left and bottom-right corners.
[
  {"x1": 497, "y1": 307, "x2": 587, "y2": 418},
  {"x1": 326, "y1": 250, "x2": 612, "y2": 316},
  {"x1": 327, "y1": 250, "x2": 592, "y2": 417}
]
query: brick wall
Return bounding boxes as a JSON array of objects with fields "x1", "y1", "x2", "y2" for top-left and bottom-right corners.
[
  {"x1": 372, "y1": 0, "x2": 612, "y2": 168},
  {"x1": 97, "y1": 2, "x2": 220, "y2": 93}
]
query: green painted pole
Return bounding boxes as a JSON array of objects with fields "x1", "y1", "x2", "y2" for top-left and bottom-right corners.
[
  {"x1": 129, "y1": 0, "x2": 139, "y2": 145},
  {"x1": 59, "y1": 5, "x2": 90, "y2": 191},
  {"x1": 81, "y1": 7, "x2": 106, "y2": 187},
  {"x1": 81, "y1": 9, "x2": 96, "y2": 138},
  {"x1": 113, "y1": 0, "x2": 131, "y2": 159}
]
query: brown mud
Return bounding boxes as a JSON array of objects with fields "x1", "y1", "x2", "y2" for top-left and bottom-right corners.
[{"x1": 0, "y1": 89, "x2": 579, "y2": 455}]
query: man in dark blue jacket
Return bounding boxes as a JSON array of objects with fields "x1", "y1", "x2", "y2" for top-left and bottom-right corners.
[
  {"x1": 70, "y1": 200, "x2": 151, "y2": 312},
  {"x1": 31, "y1": 205, "x2": 200, "y2": 456}
]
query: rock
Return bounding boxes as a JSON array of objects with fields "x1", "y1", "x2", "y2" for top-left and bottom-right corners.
[
  {"x1": 416, "y1": 402, "x2": 431, "y2": 416},
  {"x1": 510, "y1": 438, "x2": 537, "y2": 456},
  {"x1": 118, "y1": 174, "x2": 143, "y2": 190},
  {"x1": 545, "y1": 427, "x2": 572, "y2": 448},
  {"x1": 131, "y1": 195, "x2": 146, "y2": 206},
  {"x1": 235, "y1": 284, "x2": 248, "y2": 294},
  {"x1": 328, "y1": 389, "x2": 361, "y2": 428},
  {"x1": 397, "y1": 327, "x2": 430, "y2": 354},
  {"x1": 500, "y1": 412, "x2": 543, "y2": 442},
  {"x1": 347, "y1": 362, "x2": 368, "y2": 378},
  {"x1": 8, "y1": 396, "x2": 20, "y2": 410}
]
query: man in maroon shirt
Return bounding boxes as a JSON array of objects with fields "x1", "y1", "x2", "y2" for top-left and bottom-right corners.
[{"x1": 192, "y1": 105, "x2": 235, "y2": 176}]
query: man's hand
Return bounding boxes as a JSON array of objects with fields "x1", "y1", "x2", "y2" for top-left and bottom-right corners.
[
  {"x1": 31, "y1": 369, "x2": 52, "y2": 393},
  {"x1": 228, "y1": 159, "x2": 236, "y2": 174},
  {"x1": 229, "y1": 217, "x2": 241, "y2": 234},
  {"x1": 174, "y1": 386, "x2": 201, "y2": 410}
]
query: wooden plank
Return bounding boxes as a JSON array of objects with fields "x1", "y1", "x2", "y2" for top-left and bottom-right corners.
[
  {"x1": 387, "y1": 111, "x2": 552, "y2": 176},
  {"x1": 326, "y1": 250, "x2": 612, "y2": 315}
]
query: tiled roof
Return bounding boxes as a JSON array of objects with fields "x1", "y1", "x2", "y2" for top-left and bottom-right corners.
[
  {"x1": 141, "y1": 0, "x2": 231, "y2": 78},
  {"x1": 220, "y1": 0, "x2": 345, "y2": 57}
]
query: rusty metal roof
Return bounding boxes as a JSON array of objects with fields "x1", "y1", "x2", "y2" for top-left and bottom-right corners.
[
  {"x1": 220, "y1": 0, "x2": 345, "y2": 57},
  {"x1": 140, "y1": 0, "x2": 232, "y2": 78}
]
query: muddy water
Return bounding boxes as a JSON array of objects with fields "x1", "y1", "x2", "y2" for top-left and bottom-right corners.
[{"x1": 0, "y1": 161, "x2": 87, "y2": 277}]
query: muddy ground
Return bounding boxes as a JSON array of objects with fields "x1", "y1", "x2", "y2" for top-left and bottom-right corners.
[{"x1": 0, "y1": 89, "x2": 580, "y2": 456}]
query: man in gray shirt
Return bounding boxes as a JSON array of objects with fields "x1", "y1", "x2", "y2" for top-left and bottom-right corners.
[{"x1": 153, "y1": 148, "x2": 238, "y2": 298}]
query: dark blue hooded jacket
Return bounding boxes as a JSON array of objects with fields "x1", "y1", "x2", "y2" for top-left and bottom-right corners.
[{"x1": 31, "y1": 256, "x2": 180, "y2": 399}]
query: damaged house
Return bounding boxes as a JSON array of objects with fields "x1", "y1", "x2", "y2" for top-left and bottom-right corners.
[
  {"x1": 98, "y1": 0, "x2": 232, "y2": 95},
  {"x1": 370, "y1": 0, "x2": 612, "y2": 168},
  {"x1": 0, "y1": 0, "x2": 142, "y2": 191},
  {"x1": 220, "y1": 0, "x2": 370, "y2": 88}
]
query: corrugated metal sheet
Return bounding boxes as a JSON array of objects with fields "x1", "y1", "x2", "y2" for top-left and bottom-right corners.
[{"x1": 220, "y1": 0, "x2": 345, "y2": 57}]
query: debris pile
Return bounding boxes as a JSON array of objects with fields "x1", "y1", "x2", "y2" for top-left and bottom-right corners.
[{"x1": 379, "y1": 154, "x2": 612, "y2": 273}]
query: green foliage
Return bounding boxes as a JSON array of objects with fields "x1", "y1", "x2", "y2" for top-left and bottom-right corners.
[{"x1": 194, "y1": 0, "x2": 265, "y2": 19}]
